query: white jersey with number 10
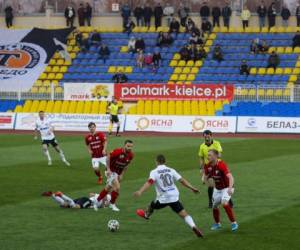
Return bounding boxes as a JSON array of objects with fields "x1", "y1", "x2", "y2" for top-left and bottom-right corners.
[{"x1": 149, "y1": 165, "x2": 182, "y2": 204}]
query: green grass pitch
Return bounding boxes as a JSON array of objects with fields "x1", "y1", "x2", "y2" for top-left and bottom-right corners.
[{"x1": 0, "y1": 133, "x2": 300, "y2": 250}]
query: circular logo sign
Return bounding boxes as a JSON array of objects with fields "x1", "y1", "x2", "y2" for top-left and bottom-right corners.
[
  {"x1": 136, "y1": 117, "x2": 150, "y2": 131},
  {"x1": 191, "y1": 118, "x2": 206, "y2": 131}
]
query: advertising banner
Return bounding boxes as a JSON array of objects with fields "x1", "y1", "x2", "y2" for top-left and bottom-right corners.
[
  {"x1": 0, "y1": 113, "x2": 15, "y2": 129},
  {"x1": 114, "y1": 84, "x2": 234, "y2": 101},
  {"x1": 125, "y1": 115, "x2": 236, "y2": 133}
]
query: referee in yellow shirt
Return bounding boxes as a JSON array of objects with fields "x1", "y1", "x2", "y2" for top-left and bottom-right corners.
[
  {"x1": 198, "y1": 130, "x2": 223, "y2": 208},
  {"x1": 107, "y1": 98, "x2": 121, "y2": 136}
]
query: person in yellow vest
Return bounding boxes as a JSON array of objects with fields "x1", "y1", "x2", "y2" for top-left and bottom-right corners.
[
  {"x1": 107, "y1": 98, "x2": 121, "y2": 136},
  {"x1": 199, "y1": 130, "x2": 233, "y2": 208}
]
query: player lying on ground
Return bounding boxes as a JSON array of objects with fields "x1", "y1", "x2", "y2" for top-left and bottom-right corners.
[
  {"x1": 34, "y1": 111, "x2": 70, "y2": 166},
  {"x1": 133, "y1": 154, "x2": 204, "y2": 238},
  {"x1": 85, "y1": 122, "x2": 107, "y2": 184},
  {"x1": 94, "y1": 140, "x2": 134, "y2": 212},
  {"x1": 204, "y1": 149, "x2": 238, "y2": 231},
  {"x1": 42, "y1": 191, "x2": 111, "y2": 209},
  {"x1": 107, "y1": 98, "x2": 121, "y2": 137}
]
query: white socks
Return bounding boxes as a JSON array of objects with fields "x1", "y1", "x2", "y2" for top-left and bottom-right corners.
[
  {"x1": 61, "y1": 194, "x2": 76, "y2": 208},
  {"x1": 52, "y1": 195, "x2": 65, "y2": 206},
  {"x1": 184, "y1": 215, "x2": 196, "y2": 229},
  {"x1": 44, "y1": 149, "x2": 51, "y2": 161}
]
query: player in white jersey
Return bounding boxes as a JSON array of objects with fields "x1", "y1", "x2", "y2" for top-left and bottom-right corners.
[
  {"x1": 34, "y1": 111, "x2": 70, "y2": 166},
  {"x1": 133, "y1": 154, "x2": 204, "y2": 237}
]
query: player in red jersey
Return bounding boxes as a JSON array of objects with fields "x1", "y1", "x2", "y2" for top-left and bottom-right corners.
[
  {"x1": 204, "y1": 149, "x2": 239, "y2": 232},
  {"x1": 93, "y1": 140, "x2": 134, "y2": 212},
  {"x1": 85, "y1": 122, "x2": 107, "y2": 184}
]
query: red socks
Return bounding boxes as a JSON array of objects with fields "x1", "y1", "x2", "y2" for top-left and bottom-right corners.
[
  {"x1": 213, "y1": 208, "x2": 220, "y2": 223},
  {"x1": 97, "y1": 189, "x2": 108, "y2": 201},
  {"x1": 94, "y1": 170, "x2": 101, "y2": 177},
  {"x1": 223, "y1": 204, "x2": 236, "y2": 222},
  {"x1": 110, "y1": 191, "x2": 119, "y2": 204}
]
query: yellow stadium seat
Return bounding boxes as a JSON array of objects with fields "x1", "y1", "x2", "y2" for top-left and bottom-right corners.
[
  {"x1": 14, "y1": 105, "x2": 23, "y2": 112},
  {"x1": 90, "y1": 101, "x2": 99, "y2": 114},
  {"x1": 167, "y1": 101, "x2": 176, "y2": 115},
  {"x1": 214, "y1": 100, "x2": 223, "y2": 111},
  {"x1": 276, "y1": 47, "x2": 284, "y2": 54},
  {"x1": 37, "y1": 100, "x2": 47, "y2": 112},
  {"x1": 160, "y1": 101, "x2": 168, "y2": 115},
  {"x1": 285, "y1": 47, "x2": 293, "y2": 53},
  {"x1": 60, "y1": 66, "x2": 68, "y2": 73},
  {"x1": 176, "y1": 81, "x2": 183, "y2": 85},
  {"x1": 294, "y1": 47, "x2": 300, "y2": 53},
  {"x1": 289, "y1": 75, "x2": 297, "y2": 82},
  {"x1": 250, "y1": 68, "x2": 257, "y2": 74},
  {"x1": 266, "y1": 89, "x2": 274, "y2": 96},
  {"x1": 136, "y1": 100, "x2": 145, "y2": 115},
  {"x1": 277, "y1": 27, "x2": 285, "y2": 33},
  {"x1": 55, "y1": 73, "x2": 63, "y2": 80},
  {"x1": 31, "y1": 87, "x2": 38, "y2": 93},
  {"x1": 43, "y1": 80, "x2": 51, "y2": 87},
  {"x1": 30, "y1": 100, "x2": 40, "y2": 112},
  {"x1": 292, "y1": 68, "x2": 300, "y2": 74},
  {"x1": 39, "y1": 87, "x2": 47, "y2": 93},
  {"x1": 213, "y1": 27, "x2": 220, "y2": 32},
  {"x1": 45, "y1": 101, "x2": 54, "y2": 113},
  {"x1": 127, "y1": 105, "x2": 137, "y2": 115},
  {"x1": 152, "y1": 100, "x2": 160, "y2": 115},
  {"x1": 75, "y1": 101, "x2": 84, "y2": 113},
  {"x1": 48, "y1": 73, "x2": 55, "y2": 80},
  {"x1": 283, "y1": 89, "x2": 291, "y2": 96},
  {"x1": 55, "y1": 86, "x2": 63, "y2": 93},
  {"x1": 68, "y1": 101, "x2": 78, "y2": 113},
  {"x1": 187, "y1": 74, "x2": 195, "y2": 81},
  {"x1": 125, "y1": 67, "x2": 133, "y2": 73},
  {"x1": 191, "y1": 100, "x2": 198, "y2": 115},
  {"x1": 49, "y1": 59, "x2": 56, "y2": 65},
  {"x1": 186, "y1": 60, "x2": 194, "y2": 67},
  {"x1": 274, "y1": 89, "x2": 283, "y2": 96},
  {"x1": 57, "y1": 59, "x2": 64, "y2": 65},
  {"x1": 61, "y1": 101, "x2": 70, "y2": 113},
  {"x1": 40, "y1": 73, "x2": 47, "y2": 80},
  {"x1": 284, "y1": 68, "x2": 292, "y2": 74},
  {"x1": 45, "y1": 66, "x2": 52, "y2": 73},
  {"x1": 182, "y1": 67, "x2": 190, "y2": 74},
  {"x1": 191, "y1": 67, "x2": 199, "y2": 74},
  {"x1": 183, "y1": 100, "x2": 191, "y2": 115},
  {"x1": 149, "y1": 26, "x2": 156, "y2": 32},
  {"x1": 22, "y1": 100, "x2": 33, "y2": 112},
  {"x1": 144, "y1": 100, "x2": 152, "y2": 114},
  {"x1": 206, "y1": 40, "x2": 213, "y2": 46},
  {"x1": 83, "y1": 101, "x2": 91, "y2": 114},
  {"x1": 220, "y1": 27, "x2": 228, "y2": 32},
  {"x1": 175, "y1": 101, "x2": 183, "y2": 115},
  {"x1": 108, "y1": 66, "x2": 117, "y2": 73},
  {"x1": 195, "y1": 61, "x2": 203, "y2": 67},
  {"x1": 248, "y1": 89, "x2": 256, "y2": 96},
  {"x1": 170, "y1": 74, "x2": 179, "y2": 81},
  {"x1": 120, "y1": 46, "x2": 128, "y2": 53},
  {"x1": 178, "y1": 60, "x2": 186, "y2": 67},
  {"x1": 296, "y1": 61, "x2": 300, "y2": 68},
  {"x1": 258, "y1": 68, "x2": 266, "y2": 75},
  {"x1": 208, "y1": 33, "x2": 216, "y2": 40},
  {"x1": 275, "y1": 68, "x2": 283, "y2": 75},
  {"x1": 173, "y1": 53, "x2": 181, "y2": 60},
  {"x1": 258, "y1": 89, "x2": 265, "y2": 96},
  {"x1": 179, "y1": 74, "x2": 187, "y2": 81},
  {"x1": 117, "y1": 66, "x2": 124, "y2": 72},
  {"x1": 99, "y1": 101, "x2": 108, "y2": 114},
  {"x1": 174, "y1": 67, "x2": 182, "y2": 74},
  {"x1": 170, "y1": 60, "x2": 178, "y2": 67}
]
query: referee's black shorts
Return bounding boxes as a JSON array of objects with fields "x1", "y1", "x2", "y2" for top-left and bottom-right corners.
[
  {"x1": 110, "y1": 115, "x2": 119, "y2": 123},
  {"x1": 150, "y1": 200, "x2": 184, "y2": 214}
]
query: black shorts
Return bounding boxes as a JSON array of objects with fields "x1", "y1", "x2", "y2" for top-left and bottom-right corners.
[
  {"x1": 42, "y1": 138, "x2": 58, "y2": 147},
  {"x1": 150, "y1": 200, "x2": 184, "y2": 214},
  {"x1": 110, "y1": 115, "x2": 119, "y2": 123}
]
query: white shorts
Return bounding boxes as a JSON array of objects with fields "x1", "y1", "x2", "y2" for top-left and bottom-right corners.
[
  {"x1": 106, "y1": 172, "x2": 119, "y2": 186},
  {"x1": 91, "y1": 157, "x2": 107, "y2": 170},
  {"x1": 213, "y1": 188, "x2": 234, "y2": 207}
]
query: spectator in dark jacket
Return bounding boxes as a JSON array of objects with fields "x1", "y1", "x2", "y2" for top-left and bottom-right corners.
[
  {"x1": 134, "y1": 6, "x2": 144, "y2": 26},
  {"x1": 81, "y1": 38, "x2": 90, "y2": 52},
  {"x1": 121, "y1": 4, "x2": 131, "y2": 28},
  {"x1": 77, "y1": 3, "x2": 85, "y2": 26},
  {"x1": 157, "y1": 32, "x2": 174, "y2": 47},
  {"x1": 152, "y1": 50, "x2": 162, "y2": 68},
  {"x1": 200, "y1": 1, "x2": 210, "y2": 21},
  {"x1": 124, "y1": 18, "x2": 136, "y2": 35},
  {"x1": 4, "y1": 5, "x2": 13, "y2": 28},
  {"x1": 281, "y1": 5, "x2": 291, "y2": 27},
  {"x1": 98, "y1": 44, "x2": 110, "y2": 63},
  {"x1": 135, "y1": 37, "x2": 146, "y2": 51},
  {"x1": 268, "y1": 2, "x2": 277, "y2": 29},
  {"x1": 75, "y1": 31, "x2": 83, "y2": 47},
  {"x1": 189, "y1": 32, "x2": 203, "y2": 45},
  {"x1": 292, "y1": 31, "x2": 300, "y2": 49},
  {"x1": 193, "y1": 45, "x2": 207, "y2": 61},
  {"x1": 90, "y1": 31, "x2": 101, "y2": 45},
  {"x1": 112, "y1": 70, "x2": 128, "y2": 83},
  {"x1": 257, "y1": 1, "x2": 267, "y2": 29},
  {"x1": 250, "y1": 39, "x2": 259, "y2": 54},
  {"x1": 202, "y1": 19, "x2": 212, "y2": 34},
  {"x1": 212, "y1": 6, "x2": 221, "y2": 27},
  {"x1": 213, "y1": 45, "x2": 224, "y2": 62},
  {"x1": 154, "y1": 3, "x2": 163, "y2": 28},
  {"x1": 169, "y1": 17, "x2": 180, "y2": 34},
  {"x1": 222, "y1": 3, "x2": 232, "y2": 28},
  {"x1": 240, "y1": 60, "x2": 250, "y2": 75},
  {"x1": 185, "y1": 18, "x2": 195, "y2": 33},
  {"x1": 143, "y1": 4, "x2": 152, "y2": 28},
  {"x1": 84, "y1": 3, "x2": 92, "y2": 26},
  {"x1": 64, "y1": 6, "x2": 75, "y2": 27},
  {"x1": 179, "y1": 45, "x2": 192, "y2": 61},
  {"x1": 267, "y1": 51, "x2": 280, "y2": 69},
  {"x1": 259, "y1": 40, "x2": 269, "y2": 53},
  {"x1": 296, "y1": 4, "x2": 300, "y2": 27},
  {"x1": 178, "y1": 3, "x2": 190, "y2": 27}
]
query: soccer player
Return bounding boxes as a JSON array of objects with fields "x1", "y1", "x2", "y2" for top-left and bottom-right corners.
[
  {"x1": 133, "y1": 155, "x2": 204, "y2": 238},
  {"x1": 198, "y1": 130, "x2": 223, "y2": 208},
  {"x1": 85, "y1": 122, "x2": 107, "y2": 184},
  {"x1": 107, "y1": 98, "x2": 121, "y2": 136},
  {"x1": 93, "y1": 140, "x2": 134, "y2": 212},
  {"x1": 42, "y1": 191, "x2": 111, "y2": 209},
  {"x1": 204, "y1": 149, "x2": 238, "y2": 231},
  {"x1": 34, "y1": 111, "x2": 70, "y2": 166}
]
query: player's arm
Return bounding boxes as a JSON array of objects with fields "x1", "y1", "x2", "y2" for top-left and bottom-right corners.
[
  {"x1": 102, "y1": 137, "x2": 107, "y2": 155},
  {"x1": 86, "y1": 144, "x2": 93, "y2": 155},
  {"x1": 179, "y1": 178, "x2": 199, "y2": 193},
  {"x1": 216, "y1": 141, "x2": 223, "y2": 157},
  {"x1": 133, "y1": 179, "x2": 153, "y2": 197},
  {"x1": 227, "y1": 173, "x2": 234, "y2": 195},
  {"x1": 34, "y1": 126, "x2": 39, "y2": 140},
  {"x1": 106, "y1": 154, "x2": 112, "y2": 174},
  {"x1": 118, "y1": 166, "x2": 128, "y2": 182}
]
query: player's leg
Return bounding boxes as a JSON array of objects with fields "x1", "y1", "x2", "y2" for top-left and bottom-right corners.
[
  {"x1": 94, "y1": 174, "x2": 117, "y2": 210},
  {"x1": 115, "y1": 120, "x2": 121, "y2": 137},
  {"x1": 54, "y1": 191, "x2": 76, "y2": 208},
  {"x1": 211, "y1": 189, "x2": 222, "y2": 230},
  {"x1": 136, "y1": 200, "x2": 167, "y2": 219},
  {"x1": 109, "y1": 177, "x2": 121, "y2": 211},
  {"x1": 221, "y1": 188, "x2": 238, "y2": 231},
  {"x1": 172, "y1": 202, "x2": 203, "y2": 237},
  {"x1": 92, "y1": 158, "x2": 103, "y2": 184},
  {"x1": 207, "y1": 178, "x2": 214, "y2": 208},
  {"x1": 53, "y1": 140, "x2": 70, "y2": 166},
  {"x1": 108, "y1": 116, "x2": 113, "y2": 135},
  {"x1": 42, "y1": 143, "x2": 52, "y2": 165}
]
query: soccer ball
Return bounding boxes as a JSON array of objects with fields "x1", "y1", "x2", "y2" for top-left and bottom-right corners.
[{"x1": 107, "y1": 219, "x2": 120, "y2": 232}]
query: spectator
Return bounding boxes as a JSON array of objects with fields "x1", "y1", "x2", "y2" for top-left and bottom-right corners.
[
  {"x1": 134, "y1": 5, "x2": 144, "y2": 26},
  {"x1": 240, "y1": 60, "x2": 250, "y2": 75},
  {"x1": 98, "y1": 44, "x2": 110, "y2": 63},
  {"x1": 136, "y1": 49, "x2": 145, "y2": 68},
  {"x1": 193, "y1": 45, "x2": 207, "y2": 61},
  {"x1": 213, "y1": 45, "x2": 223, "y2": 62},
  {"x1": 144, "y1": 53, "x2": 153, "y2": 67},
  {"x1": 159, "y1": 32, "x2": 174, "y2": 47},
  {"x1": 200, "y1": 1, "x2": 210, "y2": 22},
  {"x1": 241, "y1": 6, "x2": 251, "y2": 29},
  {"x1": 64, "y1": 5, "x2": 75, "y2": 27},
  {"x1": 268, "y1": 2, "x2": 277, "y2": 29},
  {"x1": 250, "y1": 39, "x2": 259, "y2": 54},
  {"x1": 128, "y1": 36, "x2": 136, "y2": 53},
  {"x1": 75, "y1": 31, "x2": 83, "y2": 47},
  {"x1": 185, "y1": 18, "x2": 196, "y2": 34},
  {"x1": 152, "y1": 50, "x2": 162, "y2": 68},
  {"x1": 267, "y1": 51, "x2": 280, "y2": 70},
  {"x1": 179, "y1": 45, "x2": 192, "y2": 61},
  {"x1": 84, "y1": 3, "x2": 92, "y2": 26},
  {"x1": 222, "y1": 2, "x2": 232, "y2": 28},
  {"x1": 201, "y1": 19, "x2": 212, "y2": 34},
  {"x1": 212, "y1": 6, "x2": 221, "y2": 27},
  {"x1": 169, "y1": 17, "x2": 180, "y2": 34},
  {"x1": 81, "y1": 37, "x2": 90, "y2": 52},
  {"x1": 135, "y1": 37, "x2": 145, "y2": 51},
  {"x1": 163, "y1": 3, "x2": 175, "y2": 26},
  {"x1": 189, "y1": 32, "x2": 203, "y2": 45},
  {"x1": 296, "y1": 4, "x2": 300, "y2": 27},
  {"x1": 124, "y1": 17, "x2": 136, "y2": 35},
  {"x1": 281, "y1": 5, "x2": 291, "y2": 27},
  {"x1": 77, "y1": 3, "x2": 85, "y2": 26},
  {"x1": 112, "y1": 70, "x2": 128, "y2": 83},
  {"x1": 259, "y1": 39, "x2": 269, "y2": 53},
  {"x1": 143, "y1": 4, "x2": 152, "y2": 28},
  {"x1": 178, "y1": 3, "x2": 189, "y2": 27},
  {"x1": 4, "y1": 5, "x2": 13, "y2": 28},
  {"x1": 257, "y1": 1, "x2": 267, "y2": 29},
  {"x1": 292, "y1": 31, "x2": 300, "y2": 49},
  {"x1": 121, "y1": 3, "x2": 131, "y2": 28},
  {"x1": 154, "y1": 3, "x2": 163, "y2": 28},
  {"x1": 90, "y1": 30, "x2": 101, "y2": 45}
]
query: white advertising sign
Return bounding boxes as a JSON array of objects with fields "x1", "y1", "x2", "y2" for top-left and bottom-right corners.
[
  {"x1": 0, "y1": 112, "x2": 15, "y2": 129},
  {"x1": 237, "y1": 116, "x2": 300, "y2": 133},
  {"x1": 64, "y1": 83, "x2": 114, "y2": 101},
  {"x1": 15, "y1": 113, "x2": 125, "y2": 132},
  {"x1": 125, "y1": 115, "x2": 236, "y2": 133}
]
